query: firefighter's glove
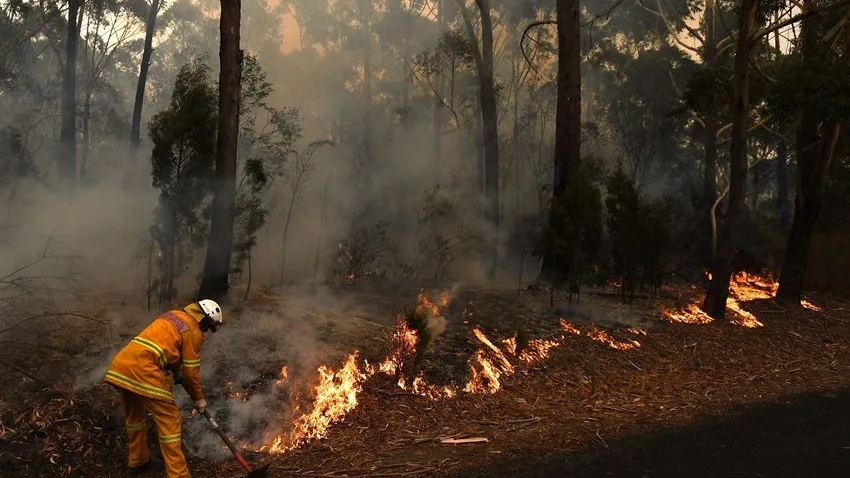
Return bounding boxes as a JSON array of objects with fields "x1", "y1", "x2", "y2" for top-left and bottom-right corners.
[{"x1": 194, "y1": 399, "x2": 207, "y2": 413}]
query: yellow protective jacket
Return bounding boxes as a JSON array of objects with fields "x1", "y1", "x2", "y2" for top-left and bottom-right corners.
[{"x1": 104, "y1": 304, "x2": 206, "y2": 402}]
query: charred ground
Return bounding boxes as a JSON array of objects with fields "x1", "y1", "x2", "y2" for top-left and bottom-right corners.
[{"x1": 1, "y1": 282, "x2": 849, "y2": 477}]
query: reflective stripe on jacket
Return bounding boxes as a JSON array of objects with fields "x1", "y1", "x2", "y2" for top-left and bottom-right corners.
[{"x1": 104, "y1": 307, "x2": 206, "y2": 402}]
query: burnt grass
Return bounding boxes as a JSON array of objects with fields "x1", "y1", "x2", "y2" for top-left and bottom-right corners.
[{"x1": 2, "y1": 286, "x2": 850, "y2": 477}]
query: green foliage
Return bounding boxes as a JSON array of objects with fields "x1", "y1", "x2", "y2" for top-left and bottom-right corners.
[
  {"x1": 682, "y1": 66, "x2": 732, "y2": 116},
  {"x1": 763, "y1": 57, "x2": 850, "y2": 125},
  {"x1": 535, "y1": 169, "x2": 604, "y2": 288},
  {"x1": 148, "y1": 58, "x2": 218, "y2": 302},
  {"x1": 604, "y1": 165, "x2": 670, "y2": 301},
  {"x1": 412, "y1": 30, "x2": 476, "y2": 77}
]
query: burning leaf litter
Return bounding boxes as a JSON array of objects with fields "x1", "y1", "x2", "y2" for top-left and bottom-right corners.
[
  {"x1": 253, "y1": 291, "x2": 657, "y2": 453},
  {"x1": 659, "y1": 271, "x2": 802, "y2": 327}
]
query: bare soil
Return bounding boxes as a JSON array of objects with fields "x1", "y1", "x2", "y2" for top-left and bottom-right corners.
[{"x1": 2, "y1": 284, "x2": 849, "y2": 478}]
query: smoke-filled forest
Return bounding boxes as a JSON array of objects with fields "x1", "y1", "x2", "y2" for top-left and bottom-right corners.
[{"x1": 2, "y1": 0, "x2": 850, "y2": 476}]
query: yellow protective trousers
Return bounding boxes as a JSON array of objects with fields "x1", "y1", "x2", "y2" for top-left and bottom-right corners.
[{"x1": 119, "y1": 388, "x2": 190, "y2": 478}]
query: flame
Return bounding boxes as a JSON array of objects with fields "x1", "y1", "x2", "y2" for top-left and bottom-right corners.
[
  {"x1": 559, "y1": 319, "x2": 582, "y2": 335},
  {"x1": 586, "y1": 325, "x2": 641, "y2": 350},
  {"x1": 415, "y1": 290, "x2": 450, "y2": 317},
  {"x1": 258, "y1": 289, "x2": 641, "y2": 455},
  {"x1": 266, "y1": 352, "x2": 366, "y2": 453},
  {"x1": 471, "y1": 328, "x2": 514, "y2": 372},
  {"x1": 518, "y1": 338, "x2": 560, "y2": 363},
  {"x1": 464, "y1": 351, "x2": 504, "y2": 394},
  {"x1": 343, "y1": 273, "x2": 356, "y2": 283},
  {"x1": 661, "y1": 271, "x2": 777, "y2": 327},
  {"x1": 377, "y1": 318, "x2": 418, "y2": 377},
  {"x1": 802, "y1": 300, "x2": 822, "y2": 312},
  {"x1": 274, "y1": 365, "x2": 289, "y2": 386},
  {"x1": 558, "y1": 320, "x2": 641, "y2": 350},
  {"x1": 661, "y1": 302, "x2": 714, "y2": 325},
  {"x1": 224, "y1": 381, "x2": 250, "y2": 402}
]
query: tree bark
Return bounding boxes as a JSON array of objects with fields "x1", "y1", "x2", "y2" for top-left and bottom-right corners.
[
  {"x1": 702, "y1": 0, "x2": 760, "y2": 320},
  {"x1": 776, "y1": 138, "x2": 789, "y2": 227},
  {"x1": 777, "y1": 124, "x2": 841, "y2": 303},
  {"x1": 477, "y1": 0, "x2": 500, "y2": 276},
  {"x1": 773, "y1": 16, "x2": 790, "y2": 229},
  {"x1": 198, "y1": 0, "x2": 242, "y2": 301},
  {"x1": 702, "y1": 0, "x2": 718, "y2": 265},
  {"x1": 57, "y1": 0, "x2": 80, "y2": 181},
  {"x1": 539, "y1": 0, "x2": 581, "y2": 281},
  {"x1": 130, "y1": 0, "x2": 161, "y2": 160},
  {"x1": 777, "y1": 6, "x2": 847, "y2": 304},
  {"x1": 455, "y1": 0, "x2": 500, "y2": 276}
]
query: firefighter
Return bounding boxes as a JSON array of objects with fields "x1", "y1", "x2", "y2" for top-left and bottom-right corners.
[{"x1": 104, "y1": 299, "x2": 223, "y2": 477}]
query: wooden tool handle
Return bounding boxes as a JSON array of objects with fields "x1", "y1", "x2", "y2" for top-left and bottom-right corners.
[{"x1": 201, "y1": 408, "x2": 253, "y2": 471}]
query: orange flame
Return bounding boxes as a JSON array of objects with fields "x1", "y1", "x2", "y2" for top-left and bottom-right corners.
[
  {"x1": 801, "y1": 300, "x2": 822, "y2": 312},
  {"x1": 274, "y1": 365, "x2": 289, "y2": 386},
  {"x1": 266, "y1": 352, "x2": 366, "y2": 453},
  {"x1": 558, "y1": 320, "x2": 641, "y2": 350},
  {"x1": 518, "y1": 338, "x2": 560, "y2": 363},
  {"x1": 586, "y1": 324, "x2": 641, "y2": 350},
  {"x1": 660, "y1": 271, "x2": 777, "y2": 327}
]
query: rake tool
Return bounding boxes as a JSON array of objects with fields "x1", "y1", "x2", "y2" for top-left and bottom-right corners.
[
  {"x1": 181, "y1": 383, "x2": 270, "y2": 477},
  {"x1": 198, "y1": 408, "x2": 270, "y2": 477}
]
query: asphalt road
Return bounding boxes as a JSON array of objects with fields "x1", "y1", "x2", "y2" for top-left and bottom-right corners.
[{"x1": 444, "y1": 387, "x2": 850, "y2": 478}]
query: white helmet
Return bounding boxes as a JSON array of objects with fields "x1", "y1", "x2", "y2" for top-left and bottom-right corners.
[{"x1": 198, "y1": 299, "x2": 223, "y2": 331}]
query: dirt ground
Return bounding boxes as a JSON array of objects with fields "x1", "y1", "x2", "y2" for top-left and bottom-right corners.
[{"x1": 2, "y1": 282, "x2": 850, "y2": 477}]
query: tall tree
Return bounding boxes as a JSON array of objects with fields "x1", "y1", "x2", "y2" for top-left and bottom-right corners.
[
  {"x1": 455, "y1": 0, "x2": 500, "y2": 275},
  {"x1": 702, "y1": 0, "x2": 760, "y2": 320},
  {"x1": 57, "y1": 0, "x2": 80, "y2": 180},
  {"x1": 198, "y1": 0, "x2": 242, "y2": 300},
  {"x1": 776, "y1": 3, "x2": 849, "y2": 304},
  {"x1": 130, "y1": 0, "x2": 162, "y2": 160},
  {"x1": 702, "y1": 0, "x2": 719, "y2": 262},
  {"x1": 539, "y1": 0, "x2": 580, "y2": 281}
]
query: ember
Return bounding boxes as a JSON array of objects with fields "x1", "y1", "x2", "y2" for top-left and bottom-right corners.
[
  {"x1": 802, "y1": 300, "x2": 822, "y2": 312},
  {"x1": 518, "y1": 338, "x2": 560, "y2": 363},
  {"x1": 559, "y1": 320, "x2": 641, "y2": 350}
]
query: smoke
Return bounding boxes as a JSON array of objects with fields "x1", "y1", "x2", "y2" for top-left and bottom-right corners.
[{"x1": 425, "y1": 315, "x2": 448, "y2": 342}]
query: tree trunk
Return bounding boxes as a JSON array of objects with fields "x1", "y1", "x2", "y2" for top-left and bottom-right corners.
[
  {"x1": 539, "y1": 0, "x2": 581, "y2": 281},
  {"x1": 773, "y1": 11, "x2": 789, "y2": 229},
  {"x1": 702, "y1": 0, "x2": 718, "y2": 265},
  {"x1": 777, "y1": 124, "x2": 841, "y2": 303},
  {"x1": 513, "y1": 74, "x2": 521, "y2": 220},
  {"x1": 198, "y1": 0, "x2": 242, "y2": 301},
  {"x1": 57, "y1": 0, "x2": 79, "y2": 181},
  {"x1": 776, "y1": 138, "x2": 789, "y2": 227},
  {"x1": 80, "y1": 90, "x2": 92, "y2": 180},
  {"x1": 702, "y1": 0, "x2": 760, "y2": 320},
  {"x1": 478, "y1": 0, "x2": 500, "y2": 277},
  {"x1": 130, "y1": 0, "x2": 161, "y2": 160},
  {"x1": 777, "y1": 7, "x2": 847, "y2": 304},
  {"x1": 279, "y1": 192, "x2": 297, "y2": 285}
]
